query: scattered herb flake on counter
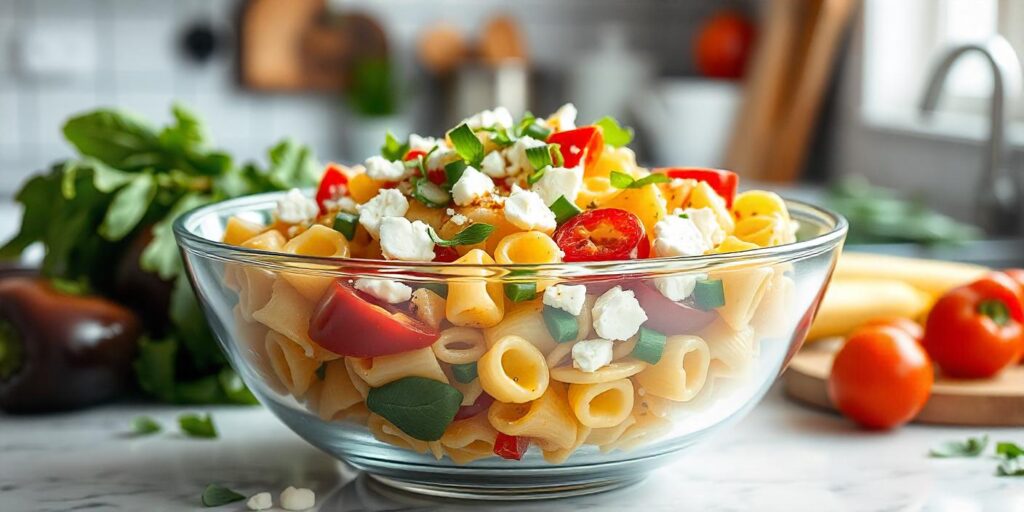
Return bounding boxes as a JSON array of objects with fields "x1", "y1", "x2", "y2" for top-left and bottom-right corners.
[
  {"x1": 201, "y1": 483, "x2": 245, "y2": 507},
  {"x1": 0, "y1": 104, "x2": 318, "y2": 406},
  {"x1": 996, "y1": 441, "x2": 1024, "y2": 459},
  {"x1": 179, "y1": 412, "x2": 217, "y2": 439},
  {"x1": 130, "y1": 415, "x2": 162, "y2": 436},
  {"x1": 929, "y1": 435, "x2": 988, "y2": 458}
]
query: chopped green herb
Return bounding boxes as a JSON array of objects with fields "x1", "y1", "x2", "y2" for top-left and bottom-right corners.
[
  {"x1": 448, "y1": 123, "x2": 484, "y2": 166},
  {"x1": 201, "y1": 484, "x2": 245, "y2": 507},
  {"x1": 693, "y1": 279, "x2": 725, "y2": 311},
  {"x1": 484, "y1": 126, "x2": 517, "y2": 147},
  {"x1": 543, "y1": 305, "x2": 578, "y2": 343},
  {"x1": 678, "y1": 213, "x2": 689, "y2": 219},
  {"x1": 929, "y1": 435, "x2": 989, "y2": 458},
  {"x1": 420, "y1": 283, "x2": 449, "y2": 298},
  {"x1": 315, "y1": 362, "x2": 327, "y2": 381},
  {"x1": 549, "y1": 143, "x2": 564, "y2": 167},
  {"x1": 997, "y1": 441, "x2": 1024, "y2": 459},
  {"x1": 130, "y1": 415, "x2": 162, "y2": 436},
  {"x1": 179, "y1": 412, "x2": 217, "y2": 439},
  {"x1": 444, "y1": 160, "x2": 468, "y2": 190},
  {"x1": 609, "y1": 170, "x2": 670, "y2": 189},
  {"x1": 412, "y1": 177, "x2": 451, "y2": 208},
  {"x1": 332, "y1": 212, "x2": 359, "y2": 240},
  {"x1": 504, "y1": 282, "x2": 537, "y2": 302},
  {"x1": 525, "y1": 145, "x2": 554, "y2": 171},
  {"x1": 429, "y1": 224, "x2": 495, "y2": 247},
  {"x1": 594, "y1": 116, "x2": 634, "y2": 147},
  {"x1": 632, "y1": 327, "x2": 667, "y2": 364},
  {"x1": 381, "y1": 130, "x2": 409, "y2": 161},
  {"x1": 549, "y1": 195, "x2": 582, "y2": 225},
  {"x1": 366, "y1": 376, "x2": 463, "y2": 441},
  {"x1": 526, "y1": 167, "x2": 547, "y2": 185},
  {"x1": 998, "y1": 458, "x2": 1024, "y2": 477},
  {"x1": 452, "y1": 362, "x2": 478, "y2": 384},
  {"x1": 522, "y1": 120, "x2": 552, "y2": 141}
]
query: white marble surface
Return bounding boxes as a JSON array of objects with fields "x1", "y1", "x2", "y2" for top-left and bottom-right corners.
[{"x1": 2, "y1": 386, "x2": 1023, "y2": 512}]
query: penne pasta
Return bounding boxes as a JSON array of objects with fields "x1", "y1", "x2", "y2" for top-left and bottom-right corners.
[
  {"x1": 252, "y1": 279, "x2": 337, "y2": 361},
  {"x1": 347, "y1": 347, "x2": 448, "y2": 387},
  {"x1": 265, "y1": 330, "x2": 320, "y2": 397},
  {"x1": 440, "y1": 414, "x2": 498, "y2": 464},
  {"x1": 634, "y1": 335, "x2": 710, "y2": 402}
]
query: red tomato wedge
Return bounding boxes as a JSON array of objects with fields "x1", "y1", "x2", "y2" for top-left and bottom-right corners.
[
  {"x1": 631, "y1": 281, "x2": 718, "y2": 333},
  {"x1": 553, "y1": 209, "x2": 649, "y2": 262},
  {"x1": 403, "y1": 149, "x2": 427, "y2": 162},
  {"x1": 493, "y1": 433, "x2": 530, "y2": 460},
  {"x1": 315, "y1": 164, "x2": 349, "y2": 214},
  {"x1": 309, "y1": 281, "x2": 439, "y2": 358},
  {"x1": 548, "y1": 126, "x2": 604, "y2": 169},
  {"x1": 433, "y1": 246, "x2": 460, "y2": 263},
  {"x1": 658, "y1": 167, "x2": 738, "y2": 208}
]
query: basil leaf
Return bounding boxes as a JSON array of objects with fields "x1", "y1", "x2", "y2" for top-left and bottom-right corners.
[
  {"x1": 366, "y1": 376, "x2": 463, "y2": 441},
  {"x1": 429, "y1": 224, "x2": 495, "y2": 247},
  {"x1": 179, "y1": 412, "x2": 218, "y2": 439},
  {"x1": 997, "y1": 441, "x2": 1024, "y2": 459},
  {"x1": 444, "y1": 160, "x2": 468, "y2": 191},
  {"x1": 929, "y1": 435, "x2": 989, "y2": 458},
  {"x1": 218, "y1": 368, "x2": 258, "y2": 405},
  {"x1": 609, "y1": 171, "x2": 636, "y2": 189},
  {"x1": 201, "y1": 484, "x2": 245, "y2": 507},
  {"x1": 63, "y1": 109, "x2": 164, "y2": 172},
  {"x1": 171, "y1": 274, "x2": 223, "y2": 369},
  {"x1": 133, "y1": 336, "x2": 178, "y2": 403},
  {"x1": 0, "y1": 172, "x2": 61, "y2": 258},
  {"x1": 594, "y1": 116, "x2": 635, "y2": 147},
  {"x1": 609, "y1": 171, "x2": 670, "y2": 190},
  {"x1": 448, "y1": 123, "x2": 484, "y2": 166},
  {"x1": 99, "y1": 172, "x2": 157, "y2": 241},
  {"x1": 140, "y1": 193, "x2": 208, "y2": 280},
  {"x1": 266, "y1": 139, "x2": 321, "y2": 189},
  {"x1": 525, "y1": 145, "x2": 553, "y2": 171},
  {"x1": 381, "y1": 130, "x2": 409, "y2": 161},
  {"x1": 130, "y1": 416, "x2": 162, "y2": 436}
]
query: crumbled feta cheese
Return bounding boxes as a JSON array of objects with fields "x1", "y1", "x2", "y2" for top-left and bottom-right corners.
[
  {"x1": 354, "y1": 278, "x2": 412, "y2": 304},
  {"x1": 333, "y1": 196, "x2": 358, "y2": 213},
  {"x1": 670, "y1": 178, "x2": 689, "y2": 189},
  {"x1": 480, "y1": 150, "x2": 508, "y2": 178},
  {"x1": 506, "y1": 136, "x2": 547, "y2": 176},
  {"x1": 275, "y1": 188, "x2": 319, "y2": 224},
  {"x1": 682, "y1": 207, "x2": 726, "y2": 247},
  {"x1": 364, "y1": 155, "x2": 411, "y2": 182},
  {"x1": 572, "y1": 339, "x2": 614, "y2": 373},
  {"x1": 247, "y1": 492, "x2": 273, "y2": 511},
  {"x1": 592, "y1": 286, "x2": 648, "y2": 340},
  {"x1": 465, "y1": 107, "x2": 514, "y2": 130},
  {"x1": 504, "y1": 185, "x2": 557, "y2": 232},
  {"x1": 451, "y1": 166, "x2": 495, "y2": 206},
  {"x1": 532, "y1": 165, "x2": 583, "y2": 206},
  {"x1": 280, "y1": 486, "x2": 315, "y2": 511},
  {"x1": 428, "y1": 148, "x2": 459, "y2": 170},
  {"x1": 653, "y1": 273, "x2": 707, "y2": 302},
  {"x1": 357, "y1": 189, "x2": 409, "y2": 238},
  {"x1": 654, "y1": 215, "x2": 710, "y2": 257},
  {"x1": 451, "y1": 213, "x2": 468, "y2": 225},
  {"x1": 380, "y1": 217, "x2": 436, "y2": 261},
  {"x1": 543, "y1": 284, "x2": 587, "y2": 315},
  {"x1": 409, "y1": 133, "x2": 443, "y2": 151},
  {"x1": 549, "y1": 103, "x2": 578, "y2": 131}
]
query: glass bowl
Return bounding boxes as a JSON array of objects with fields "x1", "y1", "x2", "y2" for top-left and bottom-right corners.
[{"x1": 174, "y1": 191, "x2": 846, "y2": 500}]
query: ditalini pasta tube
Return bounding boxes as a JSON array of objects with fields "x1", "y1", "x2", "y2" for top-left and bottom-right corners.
[
  {"x1": 478, "y1": 335, "x2": 549, "y2": 403},
  {"x1": 634, "y1": 335, "x2": 711, "y2": 402},
  {"x1": 488, "y1": 382, "x2": 579, "y2": 451},
  {"x1": 265, "y1": 330, "x2": 320, "y2": 397},
  {"x1": 446, "y1": 249, "x2": 505, "y2": 328},
  {"x1": 440, "y1": 414, "x2": 498, "y2": 465},
  {"x1": 567, "y1": 379, "x2": 635, "y2": 428},
  {"x1": 280, "y1": 224, "x2": 350, "y2": 302}
]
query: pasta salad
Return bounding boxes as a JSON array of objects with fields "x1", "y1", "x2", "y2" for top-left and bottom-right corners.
[{"x1": 220, "y1": 105, "x2": 799, "y2": 464}]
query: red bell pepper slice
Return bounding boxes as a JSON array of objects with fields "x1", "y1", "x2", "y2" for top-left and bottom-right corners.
[
  {"x1": 658, "y1": 167, "x2": 738, "y2": 208},
  {"x1": 493, "y1": 432, "x2": 530, "y2": 460},
  {"x1": 309, "y1": 281, "x2": 439, "y2": 358},
  {"x1": 548, "y1": 126, "x2": 604, "y2": 169},
  {"x1": 315, "y1": 164, "x2": 349, "y2": 214}
]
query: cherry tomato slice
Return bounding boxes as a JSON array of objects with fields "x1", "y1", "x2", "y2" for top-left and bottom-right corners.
[
  {"x1": 454, "y1": 393, "x2": 495, "y2": 420},
  {"x1": 309, "y1": 281, "x2": 439, "y2": 358},
  {"x1": 315, "y1": 164, "x2": 349, "y2": 214},
  {"x1": 631, "y1": 281, "x2": 718, "y2": 333},
  {"x1": 404, "y1": 149, "x2": 427, "y2": 162},
  {"x1": 553, "y1": 208, "x2": 649, "y2": 262},
  {"x1": 426, "y1": 168, "x2": 447, "y2": 185},
  {"x1": 658, "y1": 167, "x2": 738, "y2": 208},
  {"x1": 548, "y1": 126, "x2": 604, "y2": 169},
  {"x1": 493, "y1": 432, "x2": 530, "y2": 460},
  {"x1": 433, "y1": 246, "x2": 460, "y2": 263}
]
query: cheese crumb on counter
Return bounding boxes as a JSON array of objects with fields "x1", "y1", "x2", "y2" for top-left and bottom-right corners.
[
  {"x1": 246, "y1": 492, "x2": 272, "y2": 511},
  {"x1": 280, "y1": 486, "x2": 315, "y2": 511}
]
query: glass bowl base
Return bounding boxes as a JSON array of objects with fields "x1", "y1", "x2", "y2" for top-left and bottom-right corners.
[{"x1": 362, "y1": 470, "x2": 645, "y2": 501}]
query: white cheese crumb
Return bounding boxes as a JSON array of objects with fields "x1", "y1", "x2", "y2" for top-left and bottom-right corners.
[
  {"x1": 572, "y1": 339, "x2": 614, "y2": 373},
  {"x1": 333, "y1": 196, "x2": 358, "y2": 213},
  {"x1": 549, "y1": 103, "x2": 578, "y2": 131},
  {"x1": 428, "y1": 148, "x2": 458, "y2": 170},
  {"x1": 451, "y1": 166, "x2": 495, "y2": 206},
  {"x1": 275, "y1": 188, "x2": 319, "y2": 224},
  {"x1": 354, "y1": 278, "x2": 412, "y2": 304},
  {"x1": 357, "y1": 189, "x2": 409, "y2": 238},
  {"x1": 505, "y1": 136, "x2": 547, "y2": 176},
  {"x1": 480, "y1": 150, "x2": 509, "y2": 178},
  {"x1": 364, "y1": 155, "x2": 411, "y2": 182},
  {"x1": 280, "y1": 486, "x2": 315, "y2": 511},
  {"x1": 543, "y1": 284, "x2": 587, "y2": 315},
  {"x1": 465, "y1": 107, "x2": 514, "y2": 130},
  {"x1": 451, "y1": 213, "x2": 468, "y2": 226},
  {"x1": 246, "y1": 492, "x2": 273, "y2": 511},
  {"x1": 409, "y1": 133, "x2": 443, "y2": 151},
  {"x1": 681, "y1": 207, "x2": 726, "y2": 247},
  {"x1": 532, "y1": 165, "x2": 583, "y2": 206},
  {"x1": 380, "y1": 217, "x2": 436, "y2": 261},
  {"x1": 503, "y1": 185, "x2": 557, "y2": 233},
  {"x1": 653, "y1": 273, "x2": 707, "y2": 302},
  {"x1": 654, "y1": 215, "x2": 710, "y2": 257},
  {"x1": 592, "y1": 286, "x2": 648, "y2": 341}
]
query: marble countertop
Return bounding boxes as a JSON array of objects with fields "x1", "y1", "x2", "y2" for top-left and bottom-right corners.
[{"x1": 3, "y1": 386, "x2": 1023, "y2": 512}]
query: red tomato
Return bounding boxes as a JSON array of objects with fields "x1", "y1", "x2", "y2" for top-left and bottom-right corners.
[
  {"x1": 403, "y1": 149, "x2": 427, "y2": 162},
  {"x1": 1003, "y1": 268, "x2": 1024, "y2": 293},
  {"x1": 493, "y1": 433, "x2": 530, "y2": 460},
  {"x1": 631, "y1": 282, "x2": 718, "y2": 333},
  {"x1": 659, "y1": 167, "x2": 738, "y2": 208},
  {"x1": 548, "y1": 126, "x2": 604, "y2": 169},
  {"x1": 308, "y1": 281, "x2": 439, "y2": 358},
  {"x1": 454, "y1": 393, "x2": 494, "y2": 420},
  {"x1": 694, "y1": 11, "x2": 756, "y2": 79},
  {"x1": 860, "y1": 316, "x2": 924, "y2": 341},
  {"x1": 922, "y1": 272, "x2": 1024, "y2": 378},
  {"x1": 314, "y1": 164, "x2": 349, "y2": 214},
  {"x1": 426, "y1": 168, "x2": 447, "y2": 185},
  {"x1": 828, "y1": 326, "x2": 934, "y2": 430},
  {"x1": 433, "y1": 246, "x2": 460, "y2": 263},
  {"x1": 553, "y1": 209, "x2": 649, "y2": 262}
]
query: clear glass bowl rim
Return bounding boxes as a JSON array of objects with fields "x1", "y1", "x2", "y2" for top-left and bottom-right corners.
[{"x1": 173, "y1": 191, "x2": 848, "y2": 280}]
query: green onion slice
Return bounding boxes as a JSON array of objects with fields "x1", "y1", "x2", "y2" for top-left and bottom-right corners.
[
  {"x1": 448, "y1": 123, "x2": 484, "y2": 166},
  {"x1": 333, "y1": 212, "x2": 359, "y2": 240},
  {"x1": 452, "y1": 362, "x2": 478, "y2": 384},
  {"x1": 693, "y1": 279, "x2": 726, "y2": 311},
  {"x1": 549, "y1": 195, "x2": 581, "y2": 225},
  {"x1": 504, "y1": 282, "x2": 537, "y2": 302},
  {"x1": 631, "y1": 327, "x2": 667, "y2": 364},
  {"x1": 543, "y1": 305, "x2": 578, "y2": 343}
]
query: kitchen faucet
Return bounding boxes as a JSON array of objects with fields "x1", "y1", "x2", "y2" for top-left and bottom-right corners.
[{"x1": 919, "y1": 35, "x2": 1024, "y2": 236}]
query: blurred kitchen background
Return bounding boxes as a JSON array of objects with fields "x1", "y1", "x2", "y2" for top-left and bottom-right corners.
[{"x1": 1, "y1": 0, "x2": 1023, "y2": 253}]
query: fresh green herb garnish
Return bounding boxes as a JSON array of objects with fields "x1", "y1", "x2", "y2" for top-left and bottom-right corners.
[
  {"x1": 997, "y1": 441, "x2": 1024, "y2": 459},
  {"x1": 333, "y1": 212, "x2": 359, "y2": 240},
  {"x1": 448, "y1": 123, "x2": 484, "y2": 166},
  {"x1": 679, "y1": 213, "x2": 690, "y2": 219},
  {"x1": 549, "y1": 195, "x2": 582, "y2": 225},
  {"x1": 526, "y1": 167, "x2": 547, "y2": 185},
  {"x1": 632, "y1": 327, "x2": 667, "y2": 365},
  {"x1": 609, "y1": 171, "x2": 670, "y2": 190},
  {"x1": 522, "y1": 120, "x2": 552, "y2": 141},
  {"x1": 200, "y1": 484, "x2": 245, "y2": 507},
  {"x1": 429, "y1": 224, "x2": 495, "y2": 247},
  {"x1": 380, "y1": 130, "x2": 409, "y2": 161},
  {"x1": 179, "y1": 412, "x2": 217, "y2": 439},
  {"x1": 594, "y1": 116, "x2": 634, "y2": 147},
  {"x1": 549, "y1": 143, "x2": 564, "y2": 167},
  {"x1": 693, "y1": 279, "x2": 726, "y2": 311},
  {"x1": 504, "y1": 282, "x2": 537, "y2": 302},
  {"x1": 130, "y1": 415, "x2": 162, "y2": 436},
  {"x1": 444, "y1": 160, "x2": 468, "y2": 190},
  {"x1": 366, "y1": 376, "x2": 463, "y2": 441},
  {"x1": 412, "y1": 177, "x2": 451, "y2": 208},
  {"x1": 525, "y1": 145, "x2": 554, "y2": 171},
  {"x1": 929, "y1": 435, "x2": 989, "y2": 458}
]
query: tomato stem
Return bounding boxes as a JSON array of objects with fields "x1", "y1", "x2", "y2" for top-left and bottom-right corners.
[
  {"x1": 0, "y1": 318, "x2": 24, "y2": 381},
  {"x1": 978, "y1": 299, "x2": 1010, "y2": 326}
]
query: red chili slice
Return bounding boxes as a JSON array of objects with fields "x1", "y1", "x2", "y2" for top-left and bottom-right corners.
[
  {"x1": 314, "y1": 164, "x2": 349, "y2": 214},
  {"x1": 631, "y1": 281, "x2": 718, "y2": 334},
  {"x1": 308, "y1": 281, "x2": 438, "y2": 358},
  {"x1": 553, "y1": 208, "x2": 649, "y2": 262},
  {"x1": 454, "y1": 393, "x2": 495, "y2": 420},
  {"x1": 659, "y1": 167, "x2": 738, "y2": 208},
  {"x1": 548, "y1": 126, "x2": 604, "y2": 169},
  {"x1": 493, "y1": 432, "x2": 530, "y2": 460}
]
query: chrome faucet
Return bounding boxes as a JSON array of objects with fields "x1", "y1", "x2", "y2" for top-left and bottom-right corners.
[{"x1": 919, "y1": 35, "x2": 1024, "y2": 236}]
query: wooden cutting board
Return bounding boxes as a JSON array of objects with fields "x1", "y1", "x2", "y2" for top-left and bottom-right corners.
[{"x1": 784, "y1": 340, "x2": 1024, "y2": 426}]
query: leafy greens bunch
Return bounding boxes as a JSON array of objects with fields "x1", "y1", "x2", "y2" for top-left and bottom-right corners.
[{"x1": 0, "y1": 104, "x2": 322, "y2": 404}]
